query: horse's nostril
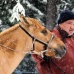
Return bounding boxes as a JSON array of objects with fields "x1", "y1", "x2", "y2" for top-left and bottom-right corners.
[
  {"x1": 61, "y1": 47, "x2": 66, "y2": 55},
  {"x1": 54, "y1": 47, "x2": 66, "y2": 59},
  {"x1": 60, "y1": 50, "x2": 66, "y2": 57},
  {"x1": 64, "y1": 47, "x2": 66, "y2": 50},
  {"x1": 61, "y1": 46, "x2": 66, "y2": 50},
  {"x1": 61, "y1": 46, "x2": 66, "y2": 55}
]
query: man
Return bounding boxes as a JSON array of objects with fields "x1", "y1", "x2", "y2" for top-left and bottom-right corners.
[{"x1": 32, "y1": 10, "x2": 74, "y2": 74}]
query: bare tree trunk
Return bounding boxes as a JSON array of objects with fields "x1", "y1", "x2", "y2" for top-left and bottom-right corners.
[{"x1": 45, "y1": 0, "x2": 59, "y2": 30}]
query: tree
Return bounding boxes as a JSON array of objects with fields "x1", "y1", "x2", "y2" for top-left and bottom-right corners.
[
  {"x1": 45, "y1": 0, "x2": 59, "y2": 30},
  {"x1": 45, "y1": 0, "x2": 71, "y2": 30}
]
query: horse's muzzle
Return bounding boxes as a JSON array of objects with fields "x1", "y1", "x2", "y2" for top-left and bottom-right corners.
[{"x1": 54, "y1": 46, "x2": 66, "y2": 59}]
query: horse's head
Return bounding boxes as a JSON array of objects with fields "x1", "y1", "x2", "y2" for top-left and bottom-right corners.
[{"x1": 20, "y1": 15, "x2": 66, "y2": 59}]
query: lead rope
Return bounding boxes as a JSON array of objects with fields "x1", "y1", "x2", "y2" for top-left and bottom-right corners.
[
  {"x1": 50, "y1": 59, "x2": 66, "y2": 74},
  {"x1": 43, "y1": 56, "x2": 53, "y2": 74},
  {"x1": 44, "y1": 56, "x2": 67, "y2": 74}
]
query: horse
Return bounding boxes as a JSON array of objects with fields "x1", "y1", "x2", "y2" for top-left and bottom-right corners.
[{"x1": 0, "y1": 15, "x2": 66, "y2": 74}]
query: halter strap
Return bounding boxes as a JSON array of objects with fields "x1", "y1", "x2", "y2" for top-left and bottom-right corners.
[{"x1": 19, "y1": 25, "x2": 48, "y2": 44}]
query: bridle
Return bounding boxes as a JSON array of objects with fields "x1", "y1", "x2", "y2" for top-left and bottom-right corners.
[
  {"x1": 19, "y1": 25, "x2": 54, "y2": 58},
  {"x1": 19, "y1": 19, "x2": 54, "y2": 58}
]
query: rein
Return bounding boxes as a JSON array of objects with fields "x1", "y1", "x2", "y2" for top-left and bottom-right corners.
[{"x1": 19, "y1": 25, "x2": 54, "y2": 58}]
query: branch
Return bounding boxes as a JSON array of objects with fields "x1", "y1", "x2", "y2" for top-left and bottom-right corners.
[
  {"x1": 25, "y1": 1, "x2": 44, "y2": 16},
  {"x1": 38, "y1": 0, "x2": 47, "y2": 5},
  {"x1": 61, "y1": 0, "x2": 71, "y2": 10}
]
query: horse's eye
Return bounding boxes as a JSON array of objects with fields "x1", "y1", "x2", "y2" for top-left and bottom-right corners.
[{"x1": 41, "y1": 29, "x2": 47, "y2": 35}]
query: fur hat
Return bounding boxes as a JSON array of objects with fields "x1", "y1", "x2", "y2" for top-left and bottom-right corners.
[{"x1": 58, "y1": 10, "x2": 74, "y2": 24}]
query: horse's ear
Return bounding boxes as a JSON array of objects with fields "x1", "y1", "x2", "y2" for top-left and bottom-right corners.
[
  {"x1": 20, "y1": 14, "x2": 25, "y2": 23},
  {"x1": 20, "y1": 15, "x2": 30, "y2": 26}
]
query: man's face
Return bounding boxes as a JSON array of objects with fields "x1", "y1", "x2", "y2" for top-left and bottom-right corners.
[{"x1": 59, "y1": 20, "x2": 74, "y2": 36}]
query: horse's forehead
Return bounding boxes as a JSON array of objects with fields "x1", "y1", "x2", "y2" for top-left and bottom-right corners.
[{"x1": 27, "y1": 18, "x2": 44, "y2": 30}]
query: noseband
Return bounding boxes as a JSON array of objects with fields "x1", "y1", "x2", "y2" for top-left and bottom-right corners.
[{"x1": 19, "y1": 25, "x2": 54, "y2": 58}]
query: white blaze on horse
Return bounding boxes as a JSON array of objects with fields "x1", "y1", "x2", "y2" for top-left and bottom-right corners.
[{"x1": 0, "y1": 15, "x2": 66, "y2": 74}]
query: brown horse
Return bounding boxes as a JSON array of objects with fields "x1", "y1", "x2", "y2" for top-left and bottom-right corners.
[{"x1": 0, "y1": 15, "x2": 66, "y2": 74}]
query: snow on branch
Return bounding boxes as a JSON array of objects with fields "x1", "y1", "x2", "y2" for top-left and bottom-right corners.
[
  {"x1": 38, "y1": 0, "x2": 47, "y2": 5},
  {"x1": 25, "y1": 1, "x2": 44, "y2": 16},
  {"x1": 9, "y1": 0, "x2": 25, "y2": 23},
  {"x1": 25, "y1": 1, "x2": 45, "y2": 25},
  {"x1": 57, "y1": 0, "x2": 71, "y2": 14},
  {"x1": 61, "y1": 0, "x2": 71, "y2": 10}
]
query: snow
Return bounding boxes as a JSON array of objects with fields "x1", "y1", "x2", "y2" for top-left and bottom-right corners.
[{"x1": 9, "y1": 1, "x2": 25, "y2": 23}]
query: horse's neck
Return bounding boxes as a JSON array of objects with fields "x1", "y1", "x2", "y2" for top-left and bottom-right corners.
[{"x1": 0, "y1": 24, "x2": 32, "y2": 74}]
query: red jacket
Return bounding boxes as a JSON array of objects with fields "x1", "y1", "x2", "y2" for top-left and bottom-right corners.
[{"x1": 32, "y1": 27, "x2": 74, "y2": 74}]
